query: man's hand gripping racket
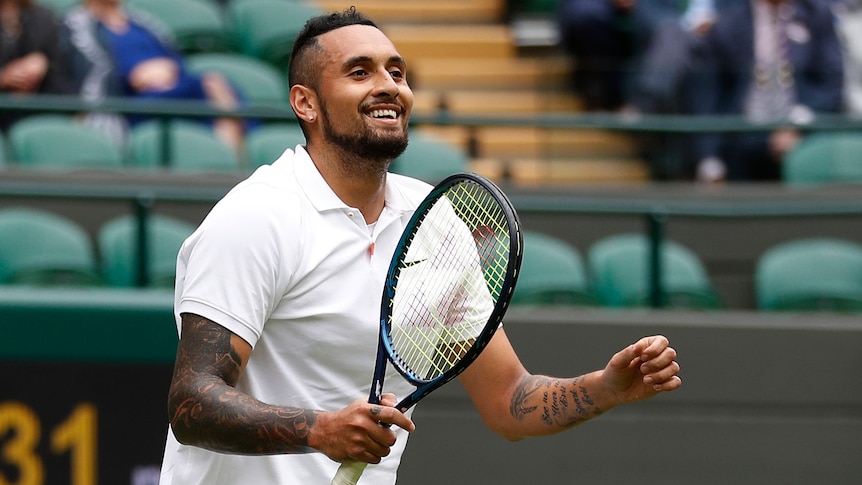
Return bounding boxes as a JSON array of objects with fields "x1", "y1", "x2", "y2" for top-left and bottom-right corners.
[{"x1": 331, "y1": 173, "x2": 523, "y2": 485}]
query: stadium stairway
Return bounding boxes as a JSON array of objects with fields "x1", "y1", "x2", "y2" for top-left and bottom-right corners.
[{"x1": 312, "y1": 0, "x2": 650, "y2": 186}]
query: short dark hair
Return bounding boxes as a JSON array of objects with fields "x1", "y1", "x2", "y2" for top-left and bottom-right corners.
[{"x1": 288, "y1": 7, "x2": 378, "y2": 89}]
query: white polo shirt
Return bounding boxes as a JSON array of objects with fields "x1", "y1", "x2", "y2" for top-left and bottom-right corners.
[{"x1": 160, "y1": 146, "x2": 432, "y2": 485}]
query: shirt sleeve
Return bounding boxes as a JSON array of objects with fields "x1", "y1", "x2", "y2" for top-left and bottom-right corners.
[{"x1": 177, "y1": 184, "x2": 299, "y2": 347}]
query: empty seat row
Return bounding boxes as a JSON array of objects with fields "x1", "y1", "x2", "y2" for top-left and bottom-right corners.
[
  {"x1": 513, "y1": 231, "x2": 862, "y2": 313},
  {"x1": 2, "y1": 206, "x2": 860, "y2": 313},
  {"x1": 0, "y1": 114, "x2": 469, "y2": 183},
  {"x1": 513, "y1": 231, "x2": 722, "y2": 310},
  {"x1": 5, "y1": 115, "x2": 246, "y2": 173},
  {"x1": 0, "y1": 207, "x2": 195, "y2": 288}
]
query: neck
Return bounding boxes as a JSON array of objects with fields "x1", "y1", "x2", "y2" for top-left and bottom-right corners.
[{"x1": 305, "y1": 142, "x2": 390, "y2": 223}]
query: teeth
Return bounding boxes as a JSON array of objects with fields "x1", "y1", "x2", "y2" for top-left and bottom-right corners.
[{"x1": 370, "y1": 109, "x2": 397, "y2": 119}]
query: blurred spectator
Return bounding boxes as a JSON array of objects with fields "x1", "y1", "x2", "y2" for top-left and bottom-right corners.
[
  {"x1": 0, "y1": 0, "x2": 73, "y2": 131},
  {"x1": 557, "y1": 0, "x2": 681, "y2": 111},
  {"x1": 689, "y1": 0, "x2": 844, "y2": 183},
  {"x1": 61, "y1": 0, "x2": 244, "y2": 151},
  {"x1": 627, "y1": 0, "x2": 724, "y2": 114},
  {"x1": 622, "y1": 0, "x2": 728, "y2": 180},
  {"x1": 835, "y1": 0, "x2": 862, "y2": 114}
]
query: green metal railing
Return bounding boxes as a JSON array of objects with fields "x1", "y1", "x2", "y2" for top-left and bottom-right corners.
[{"x1": 3, "y1": 93, "x2": 862, "y2": 131}]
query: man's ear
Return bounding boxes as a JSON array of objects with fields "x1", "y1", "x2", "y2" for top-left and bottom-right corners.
[{"x1": 290, "y1": 84, "x2": 318, "y2": 123}]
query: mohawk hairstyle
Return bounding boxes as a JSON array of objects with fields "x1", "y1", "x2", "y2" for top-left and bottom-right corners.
[{"x1": 288, "y1": 7, "x2": 378, "y2": 88}]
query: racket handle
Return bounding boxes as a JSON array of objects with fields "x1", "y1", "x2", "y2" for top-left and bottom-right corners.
[{"x1": 331, "y1": 461, "x2": 368, "y2": 485}]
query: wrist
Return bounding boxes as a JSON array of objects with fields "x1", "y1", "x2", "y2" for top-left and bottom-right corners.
[{"x1": 586, "y1": 370, "x2": 625, "y2": 412}]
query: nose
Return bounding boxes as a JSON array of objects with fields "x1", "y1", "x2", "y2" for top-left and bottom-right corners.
[{"x1": 373, "y1": 69, "x2": 400, "y2": 99}]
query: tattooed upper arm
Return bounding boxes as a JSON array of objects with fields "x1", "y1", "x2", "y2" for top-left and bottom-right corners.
[
  {"x1": 168, "y1": 313, "x2": 319, "y2": 454},
  {"x1": 167, "y1": 313, "x2": 252, "y2": 446},
  {"x1": 174, "y1": 313, "x2": 250, "y2": 386}
]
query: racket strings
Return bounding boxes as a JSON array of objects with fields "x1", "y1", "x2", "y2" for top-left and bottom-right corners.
[
  {"x1": 450, "y1": 183, "x2": 511, "y2": 291},
  {"x1": 388, "y1": 180, "x2": 512, "y2": 381}
]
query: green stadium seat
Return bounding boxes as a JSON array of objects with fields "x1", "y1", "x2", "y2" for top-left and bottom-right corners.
[
  {"x1": 245, "y1": 123, "x2": 306, "y2": 169},
  {"x1": 226, "y1": 0, "x2": 322, "y2": 68},
  {"x1": 186, "y1": 52, "x2": 289, "y2": 105},
  {"x1": 755, "y1": 238, "x2": 862, "y2": 312},
  {"x1": 587, "y1": 233, "x2": 721, "y2": 309},
  {"x1": 390, "y1": 132, "x2": 469, "y2": 184},
  {"x1": 512, "y1": 231, "x2": 596, "y2": 306},
  {"x1": 783, "y1": 133, "x2": 862, "y2": 186},
  {"x1": 8, "y1": 115, "x2": 124, "y2": 170},
  {"x1": 127, "y1": 119, "x2": 241, "y2": 172},
  {"x1": 128, "y1": 0, "x2": 235, "y2": 53},
  {"x1": 98, "y1": 214, "x2": 196, "y2": 288},
  {"x1": 0, "y1": 207, "x2": 102, "y2": 286}
]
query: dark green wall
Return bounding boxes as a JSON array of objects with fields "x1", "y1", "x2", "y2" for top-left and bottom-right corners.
[
  {"x1": 400, "y1": 308, "x2": 862, "y2": 484},
  {"x1": 2, "y1": 290, "x2": 860, "y2": 484}
]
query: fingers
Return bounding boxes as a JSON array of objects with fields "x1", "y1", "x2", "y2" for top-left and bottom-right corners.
[
  {"x1": 642, "y1": 359, "x2": 682, "y2": 391},
  {"x1": 634, "y1": 335, "x2": 681, "y2": 391},
  {"x1": 337, "y1": 398, "x2": 415, "y2": 464},
  {"x1": 379, "y1": 393, "x2": 398, "y2": 408},
  {"x1": 607, "y1": 336, "x2": 661, "y2": 371},
  {"x1": 371, "y1": 395, "x2": 416, "y2": 432},
  {"x1": 611, "y1": 335, "x2": 681, "y2": 391}
]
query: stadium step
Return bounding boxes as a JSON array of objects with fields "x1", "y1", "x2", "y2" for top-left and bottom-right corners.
[
  {"x1": 383, "y1": 24, "x2": 515, "y2": 60},
  {"x1": 471, "y1": 157, "x2": 651, "y2": 186},
  {"x1": 409, "y1": 56, "x2": 571, "y2": 91},
  {"x1": 414, "y1": 125, "x2": 639, "y2": 161},
  {"x1": 412, "y1": 89, "x2": 584, "y2": 117},
  {"x1": 312, "y1": 0, "x2": 505, "y2": 23},
  {"x1": 310, "y1": 0, "x2": 646, "y2": 186}
]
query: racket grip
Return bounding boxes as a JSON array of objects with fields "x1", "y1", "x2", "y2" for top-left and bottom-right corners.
[{"x1": 330, "y1": 461, "x2": 368, "y2": 485}]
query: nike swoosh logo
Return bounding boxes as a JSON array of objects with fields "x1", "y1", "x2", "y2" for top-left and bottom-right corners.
[{"x1": 401, "y1": 259, "x2": 427, "y2": 268}]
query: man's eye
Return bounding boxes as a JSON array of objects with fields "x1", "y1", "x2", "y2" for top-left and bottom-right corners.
[
  {"x1": 350, "y1": 69, "x2": 368, "y2": 77},
  {"x1": 390, "y1": 70, "x2": 404, "y2": 79}
]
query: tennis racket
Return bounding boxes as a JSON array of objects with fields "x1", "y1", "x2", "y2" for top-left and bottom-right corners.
[{"x1": 330, "y1": 173, "x2": 523, "y2": 485}]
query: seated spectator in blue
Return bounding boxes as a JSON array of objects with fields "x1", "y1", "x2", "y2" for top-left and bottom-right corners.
[
  {"x1": 62, "y1": 0, "x2": 244, "y2": 151},
  {"x1": 0, "y1": 0, "x2": 74, "y2": 131},
  {"x1": 689, "y1": 0, "x2": 844, "y2": 183}
]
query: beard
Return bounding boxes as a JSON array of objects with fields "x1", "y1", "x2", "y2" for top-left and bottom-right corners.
[{"x1": 320, "y1": 108, "x2": 409, "y2": 169}]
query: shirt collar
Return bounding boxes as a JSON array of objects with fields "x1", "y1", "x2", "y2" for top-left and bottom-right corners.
[
  {"x1": 292, "y1": 145, "x2": 415, "y2": 217},
  {"x1": 292, "y1": 145, "x2": 350, "y2": 212}
]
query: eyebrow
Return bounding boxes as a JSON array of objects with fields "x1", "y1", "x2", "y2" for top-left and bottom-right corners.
[{"x1": 341, "y1": 55, "x2": 407, "y2": 70}]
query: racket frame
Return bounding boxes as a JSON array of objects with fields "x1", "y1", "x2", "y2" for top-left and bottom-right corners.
[{"x1": 369, "y1": 172, "x2": 523, "y2": 412}]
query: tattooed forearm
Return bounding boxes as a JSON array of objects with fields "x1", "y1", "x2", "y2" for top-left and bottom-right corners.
[
  {"x1": 168, "y1": 314, "x2": 320, "y2": 455},
  {"x1": 509, "y1": 374, "x2": 542, "y2": 420},
  {"x1": 509, "y1": 375, "x2": 603, "y2": 430}
]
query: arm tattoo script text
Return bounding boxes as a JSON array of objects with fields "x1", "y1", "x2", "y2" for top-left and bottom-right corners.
[{"x1": 509, "y1": 375, "x2": 603, "y2": 429}]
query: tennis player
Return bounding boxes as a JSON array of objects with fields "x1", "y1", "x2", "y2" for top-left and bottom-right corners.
[{"x1": 158, "y1": 8, "x2": 681, "y2": 485}]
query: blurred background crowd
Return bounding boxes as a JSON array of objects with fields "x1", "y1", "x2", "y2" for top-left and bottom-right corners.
[{"x1": 0, "y1": 0, "x2": 859, "y2": 185}]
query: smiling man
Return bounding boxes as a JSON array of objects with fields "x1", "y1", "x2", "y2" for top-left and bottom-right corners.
[{"x1": 158, "y1": 8, "x2": 681, "y2": 485}]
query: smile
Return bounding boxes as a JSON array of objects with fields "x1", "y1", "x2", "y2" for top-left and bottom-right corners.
[{"x1": 368, "y1": 109, "x2": 398, "y2": 120}]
